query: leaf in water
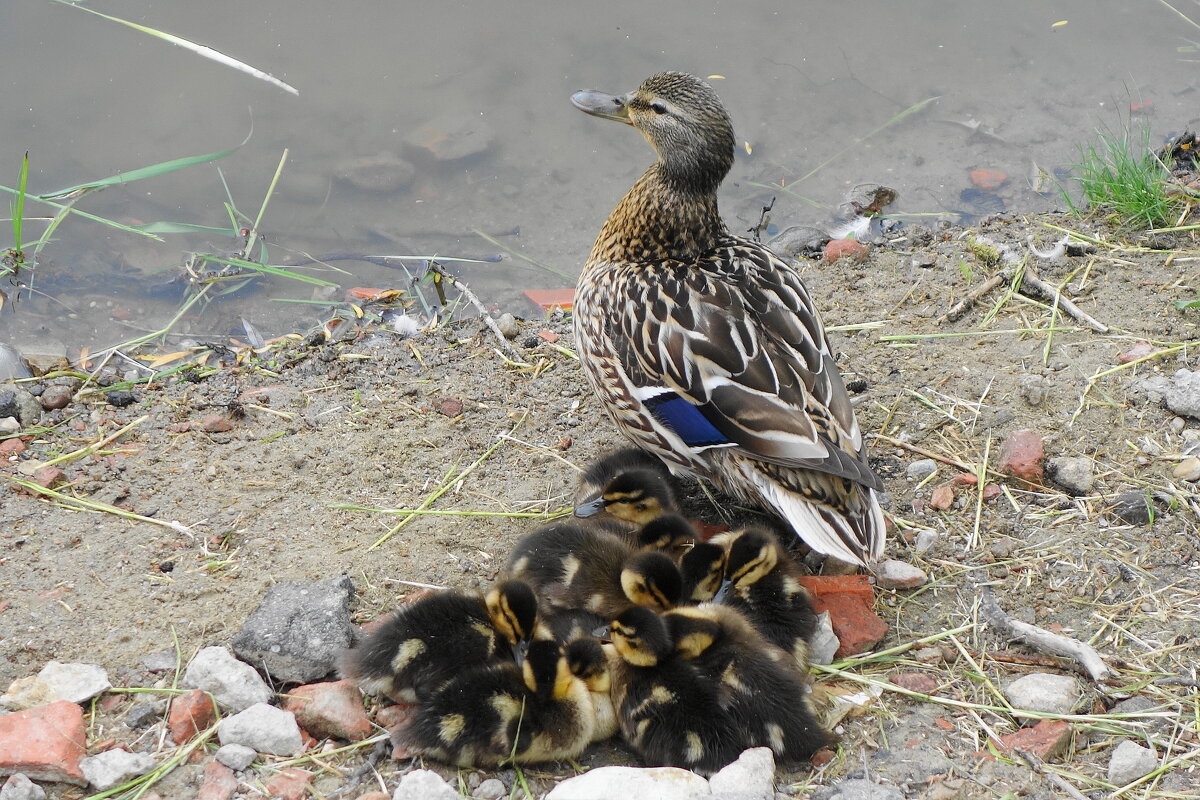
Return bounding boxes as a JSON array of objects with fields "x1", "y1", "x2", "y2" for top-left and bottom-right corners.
[
  {"x1": 241, "y1": 318, "x2": 266, "y2": 349},
  {"x1": 38, "y1": 146, "x2": 241, "y2": 200}
]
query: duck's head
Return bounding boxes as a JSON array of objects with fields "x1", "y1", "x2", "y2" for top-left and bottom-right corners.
[
  {"x1": 620, "y1": 551, "x2": 683, "y2": 611},
  {"x1": 725, "y1": 528, "x2": 781, "y2": 587},
  {"x1": 679, "y1": 541, "x2": 728, "y2": 602},
  {"x1": 663, "y1": 606, "x2": 722, "y2": 660},
  {"x1": 565, "y1": 637, "x2": 611, "y2": 693},
  {"x1": 636, "y1": 513, "x2": 696, "y2": 550},
  {"x1": 575, "y1": 468, "x2": 677, "y2": 525},
  {"x1": 522, "y1": 639, "x2": 576, "y2": 701},
  {"x1": 572, "y1": 72, "x2": 735, "y2": 194},
  {"x1": 485, "y1": 579, "x2": 540, "y2": 646},
  {"x1": 610, "y1": 606, "x2": 673, "y2": 667}
]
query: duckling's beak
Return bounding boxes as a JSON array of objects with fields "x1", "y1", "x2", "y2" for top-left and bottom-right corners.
[
  {"x1": 571, "y1": 90, "x2": 633, "y2": 125},
  {"x1": 574, "y1": 496, "x2": 606, "y2": 518},
  {"x1": 711, "y1": 579, "x2": 734, "y2": 604},
  {"x1": 591, "y1": 624, "x2": 611, "y2": 639}
]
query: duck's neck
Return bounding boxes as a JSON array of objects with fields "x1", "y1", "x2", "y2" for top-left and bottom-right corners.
[{"x1": 588, "y1": 162, "x2": 728, "y2": 265}]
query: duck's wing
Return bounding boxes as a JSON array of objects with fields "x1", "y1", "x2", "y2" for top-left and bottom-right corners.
[{"x1": 612, "y1": 241, "x2": 880, "y2": 491}]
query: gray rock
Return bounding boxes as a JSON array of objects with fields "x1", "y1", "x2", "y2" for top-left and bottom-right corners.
[
  {"x1": 1018, "y1": 374, "x2": 1050, "y2": 406},
  {"x1": 767, "y1": 225, "x2": 829, "y2": 258},
  {"x1": 1047, "y1": 456, "x2": 1094, "y2": 495},
  {"x1": 1134, "y1": 376, "x2": 1171, "y2": 405},
  {"x1": 496, "y1": 313, "x2": 520, "y2": 340},
  {"x1": 1166, "y1": 369, "x2": 1200, "y2": 419},
  {"x1": 1, "y1": 662, "x2": 111, "y2": 710},
  {"x1": 473, "y1": 777, "x2": 507, "y2": 800},
  {"x1": 0, "y1": 343, "x2": 34, "y2": 382},
  {"x1": 215, "y1": 743, "x2": 257, "y2": 771},
  {"x1": 1109, "y1": 490, "x2": 1153, "y2": 526},
  {"x1": 336, "y1": 152, "x2": 415, "y2": 193},
  {"x1": 0, "y1": 774, "x2": 46, "y2": 800},
  {"x1": 808, "y1": 612, "x2": 840, "y2": 666},
  {"x1": 393, "y1": 768, "x2": 461, "y2": 800},
  {"x1": 183, "y1": 646, "x2": 273, "y2": 713},
  {"x1": 546, "y1": 766, "x2": 710, "y2": 800},
  {"x1": 217, "y1": 703, "x2": 303, "y2": 756},
  {"x1": 0, "y1": 386, "x2": 41, "y2": 427},
  {"x1": 905, "y1": 458, "x2": 937, "y2": 482},
  {"x1": 913, "y1": 529, "x2": 940, "y2": 555},
  {"x1": 140, "y1": 650, "x2": 178, "y2": 673},
  {"x1": 80, "y1": 749, "x2": 157, "y2": 791},
  {"x1": 1107, "y1": 740, "x2": 1157, "y2": 785},
  {"x1": 124, "y1": 699, "x2": 166, "y2": 729},
  {"x1": 406, "y1": 114, "x2": 494, "y2": 161},
  {"x1": 874, "y1": 560, "x2": 927, "y2": 590},
  {"x1": 812, "y1": 778, "x2": 903, "y2": 800},
  {"x1": 708, "y1": 748, "x2": 774, "y2": 799},
  {"x1": 1173, "y1": 456, "x2": 1200, "y2": 482},
  {"x1": 231, "y1": 576, "x2": 355, "y2": 684},
  {"x1": 1003, "y1": 672, "x2": 1081, "y2": 714},
  {"x1": 13, "y1": 339, "x2": 68, "y2": 375},
  {"x1": 0, "y1": 417, "x2": 19, "y2": 435}
]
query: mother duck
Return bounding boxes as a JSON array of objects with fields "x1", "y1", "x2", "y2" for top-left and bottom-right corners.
[{"x1": 570, "y1": 72, "x2": 884, "y2": 567}]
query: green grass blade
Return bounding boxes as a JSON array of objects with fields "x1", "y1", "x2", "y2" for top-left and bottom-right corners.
[
  {"x1": 131, "y1": 221, "x2": 235, "y2": 235},
  {"x1": 0, "y1": 185, "x2": 164, "y2": 241},
  {"x1": 11, "y1": 152, "x2": 28, "y2": 249},
  {"x1": 37, "y1": 146, "x2": 240, "y2": 200},
  {"x1": 190, "y1": 253, "x2": 339, "y2": 287}
]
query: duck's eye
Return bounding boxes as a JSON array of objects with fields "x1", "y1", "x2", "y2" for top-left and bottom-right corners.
[{"x1": 649, "y1": 101, "x2": 668, "y2": 115}]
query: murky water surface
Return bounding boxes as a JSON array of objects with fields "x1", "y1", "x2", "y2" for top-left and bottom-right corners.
[{"x1": 0, "y1": 0, "x2": 1195, "y2": 358}]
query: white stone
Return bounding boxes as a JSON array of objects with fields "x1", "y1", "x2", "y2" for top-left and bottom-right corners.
[
  {"x1": 1003, "y1": 673, "x2": 1081, "y2": 715},
  {"x1": 546, "y1": 766, "x2": 711, "y2": 800},
  {"x1": 822, "y1": 778, "x2": 904, "y2": 800},
  {"x1": 905, "y1": 459, "x2": 937, "y2": 482},
  {"x1": 807, "y1": 612, "x2": 840, "y2": 666},
  {"x1": 708, "y1": 748, "x2": 775, "y2": 799},
  {"x1": 183, "y1": 646, "x2": 272, "y2": 713},
  {"x1": 1167, "y1": 369, "x2": 1200, "y2": 419},
  {"x1": 473, "y1": 778, "x2": 507, "y2": 800},
  {"x1": 874, "y1": 560, "x2": 927, "y2": 590},
  {"x1": 80, "y1": 749, "x2": 157, "y2": 791},
  {"x1": 216, "y1": 703, "x2": 303, "y2": 756},
  {"x1": 913, "y1": 529, "x2": 940, "y2": 555},
  {"x1": 1107, "y1": 740, "x2": 1157, "y2": 786},
  {"x1": 0, "y1": 774, "x2": 46, "y2": 800},
  {"x1": 393, "y1": 769, "x2": 461, "y2": 800},
  {"x1": 1, "y1": 662, "x2": 111, "y2": 710},
  {"x1": 214, "y1": 743, "x2": 257, "y2": 771}
]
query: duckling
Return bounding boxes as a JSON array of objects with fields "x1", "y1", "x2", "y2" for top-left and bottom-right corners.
[
  {"x1": 571, "y1": 72, "x2": 885, "y2": 568},
  {"x1": 608, "y1": 606, "x2": 743, "y2": 773},
  {"x1": 664, "y1": 604, "x2": 834, "y2": 764},
  {"x1": 574, "y1": 448, "x2": 678, "y2": 525},
  {"x1": 565, "y1": 637, "x2": 619, "y2": 742},
  {"x1": 722, "y1": 527, "x2": 817, "y2": 665},
  {"x1": 635, "y1": 513, "x2": 697, "y2": 551},
  {"x1": 341, "y1": 580, "x2": 538, "y2": 703},
  {"x1": 679, "y1": 540, "x2": 728, "y2": 602},
  {"x1": 507, "y1": 521, "x2": 683, "y2": 617},
  {"x1": 398, "y1": 638, "x2": 595, "y2": 766}
]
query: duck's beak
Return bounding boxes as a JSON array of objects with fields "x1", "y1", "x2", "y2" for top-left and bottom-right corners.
[
  {"x1": 571, "y1": 89, "x2": 633, "y2": 124},
  {"x1": 574, "y1": 495, "x2": 606, "y2": 518}
]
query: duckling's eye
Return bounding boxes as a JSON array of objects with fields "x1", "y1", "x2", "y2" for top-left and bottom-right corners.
[{"x1": 649, "y1": 101, "x2": 668, "y2": 115}]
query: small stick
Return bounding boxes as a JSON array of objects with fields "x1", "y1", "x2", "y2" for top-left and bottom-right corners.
[
  {"x1": 979, "y1": 588, "x2": 1113, "y2": 681},
  {"x1": 424, "y1": 263, "x2": 521, "y2": 359},
  {"x1": 1013, "y1": 749, "x2": 1090, "y2": 800},
  {"x1": 940, "y1": 273, "x2": 1006, "y2": 323},
  {"x1": 1020, "y1": 265, "x2": 1110, "y2": 333}
]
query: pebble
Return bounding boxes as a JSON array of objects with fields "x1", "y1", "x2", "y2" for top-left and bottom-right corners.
[
  {"x1": 0, "y1": 774, "x2": 45, "y2": 800},
  {"x1": 1172, "y1": 456, "x2": 1200, "y2": 482},
  {"x1": 807, "y1": 611, "x2": 840, "y2": 666},
  {"x1": 0, "y1": 387, "x2": 41, "y2": 427},
  {"x1": 473, "y1": 778, "x2": 507, "y2": 800},
  {"x1": 496, "y1": 313, "x2": 520, "y2": 339},
  {"x1": 0, "y1": 343, "x2": 34, "y2": 381},
  {"x1": 1003, "y1": 672, "x2": 1081, "y2": 714},
  {"x1": 1107, "y1": 740, "x2": 1157, "y2": 785},
  {"x1": 1109, "y1": 490, "x2": 1154, "y2": 526},
  {"x1": 0, "y1": 417, "x2": 19, "y2": 435},
  {"x1": 80, "y1": 749, "x2": 157, "y2": 791},
  {"x1": 546, "y1": 766, "x2": 710, "y2": 800},
  {"x1": 15, "y1": 340, "x2": 68, "y2": 375},
  {"x1": 708, "y1": 748, "x2": 775, "y2": 800},
  {"x1": 39, "y1": 385, "x2": 73, "y2": 410},
  {"x1": 216, "y1": 703, "x2": 303, "y2": 756},
  {"x1": 874, "y1": 560, "x2": 928, "y2": 590},
  {"x1": 124, "y1": 699, "x2": 166, "y2": 729},
  {"x1": 1165, "y1": 369, "x2": 1200, "y2": 419},
  {"x1": 927, "y1": 485, "x2": 954, "y2": 510},
  {"x1": 812, "y1": 778, "x2": 904, "y2": 800},
  {"x1": 913, "y1": 529, "x2": 940, "y2": 555},
  {"x1": 105, "y1": 390, "x2": 137, "y2": 408},
  {"x1": 336, "y1": 152, "x2": 415, "y2": 193},
  {"x1": 182, "y1": 646, "x2": 273, "y2": 713},
  {"x1": 1047, "y1": 456, "x2": 1095, "y2": 495},
  {"x1": 230, "y1": 575, "x2": 355, "y2": 684},
  {"x1": 214, "y1": 743, "x2": 257, "y2": 771},
  {"x1": 281, "y1": 679, "x2": 374, "y2": 741},
  {"x1": 1018, "y1": 374, "x2": 1049, "y2": 406},
  {"x1": 997, "y1": 429, "x2": 1044, "y2": 485},
  {"x1": 406, "y1": 113, "x2": 495, "y2": 161},
  {"x1": 905, "y1": 459, "x2": 937, "y2": 482},
  {"x1": 1, "y1": 662, "x2": 111, "y2": 710},
  {"x1": 392, "y1": 769, "x2": 461, "y2": 800},
  {"x1": 823, "y1": 238, "x2": 869, "y2": 264}
]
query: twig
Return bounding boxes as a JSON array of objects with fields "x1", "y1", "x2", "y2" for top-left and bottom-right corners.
[
  {"x1": 979, "y1": 587, "x2": 1113, "y2": 680},
  {"x1": 1020, "y1": 264, "x2": 1109, "y2": 333},
  {"x1": 1013, "y1": 749, "x2": 1090, "y2": 800},
  {"x1": 940, "y1": 274, "x2": 1005, "y2": 323},
  {"x1": 425, "y1": 262, "x2": 521, "y2": 359}
]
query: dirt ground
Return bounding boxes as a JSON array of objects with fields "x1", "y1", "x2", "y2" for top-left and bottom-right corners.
[{"x1": 3, "y1": 210, "x2": 1199, "y2": 798}]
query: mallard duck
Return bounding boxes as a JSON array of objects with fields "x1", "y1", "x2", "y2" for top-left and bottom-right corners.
[
  {"x1": 664, "y1": 604, "x2": 834, "y2": 764},
  {"x1": 571, "y1": 72, "x2": 885, "y2": 567},
  {"x1": 575, "y1": 447, "x2": 679, "y2": 525},
  {"x1": 721, "y1": 527, "x2": 817, "y2": 664},
  {"x1": 608, "y1": 605, "x2": 743, "y2": 773},
  {"x1": 341, "y1": 580, "x2": 538, "y2": 703},
  {"x1": 399, "y1": 638, "x2": 595, "y2": 766}
]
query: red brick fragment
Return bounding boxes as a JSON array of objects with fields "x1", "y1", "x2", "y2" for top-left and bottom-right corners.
[
  {"x1": 969, "y1": 168, "x2": 1008, "y2": 190},
  {"x1": 282, "y1": 680, "x2": 373, "y2": 741},
  {"x1": 197, "y1": 759, "x2": 238, "y2": 800},
  {"x1": 537, "y1": 328, "x2": 560, "y2": 344},
  {"x1": 978, "y1": 719, "x2": 1073, "y2": 761},
  {"x1": 799, "y1": 575, "x2": 888, "y2": 657},
  {"x1": 0, "y1": 438, "x2": 26, "y2": 456},
  {"x1": 1118, "y1": 341, "x2": 1156, "y2": 364},
  {"x1": 823, "y1": 238, "x2": 869, "y2": 264},
  {"x1": 523, "y1": 289, "x2": 575, "y2": 312},
  {"x1": 950, "y1": 473, "x2": 978, "y2": 486},
  {"x1": 0, "y1": 700, "x2": 87, "y2": 786},
  {"x1": 32, "y1": 466, "x2": 67, "y2": 489},
  {"x1": 197, "y1": 414, "x2": 233, "y2": 433},
  {"x1": 889, "y1": 671, "x2": 940, "y2": 694},
  {"x1": 264, "y1": 768, "x2": 312, "y2": 800},
  {"x1": 928, "y1": 485, "x2": 954, "y2": 511},
  {"x1": 168, "y1": 689, "x2": 216, "y2": 745},
  {"x1": 374, "y1": 702, "x2": 416, "y2": 732},
  {"x1": 998, "y1": 429, "x2": 1044, "y2": 486},
  {"x1": 435, "y1": 397, "x2": 464, "y2": 418}
]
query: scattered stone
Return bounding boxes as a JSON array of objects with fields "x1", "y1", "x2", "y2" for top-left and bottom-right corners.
[
  {"x1": 359, "y1": 794, "x2": 390, "y2": 800},
  {"x1": 807, "y1": 611, "x2": 840, "y2": 666},
  {"x1": 998, "y1": 429, "x2": 1044, "y2": 485},
  {"x1": 708, "y1": 747, "x2": 775, "y2": 799},
  {"x1": 374, "y1": 702, "x2": 417, "y2": 731},
  {"x1": 1118, "y1": 341, "x2": 1156, "y2": 364},
  {"x1": 0, "y1": 343, "x2": 34, "y2": 382},
  {"x1": 124, "y1": 699, "x2": 166, "y2": 729},
  {"x1": 496, "y1": 313, "x2": 520, "y2": 339},
  {"x1": 888, "y1": 671, "x2": 939, "y2": 694},
  {"x1": 230, "y1": 575, "x2": 355, "y2": 684},
  {"x1": 29, "y1": 466, "x2": 66, "y2": 491},
  {"x1": 217, "y1": 703, "x2": 303, "y2": 756},
  {"x1": 0, "y1": 701, "x2": 87, "y2": 786},
  {"x1": 168, "y1": 689, "x2": 217, "y2": 744},
  {"x1": 38, "y1": 386, "x2": 72, "y2": 411},
  {"x1": 913, "y1": 529, "x2": 940, "y2": 555},
  {"x1": 0, "y1": 774, "x2": 45, "y2": 800},
  {"x1": 969, "y1": 168, "x2": 1008, "y2": 191},
  {"x1": 197, "y1": 414, "x2": 233, "y2": 433},
  {"x1": 905, "y1": 458, "x2": 937, "y2": 481},
  {"x1": 197, "y1": 759, "x2": 237, "y2": 800},
  {"x1": 1134, "y1": 375, "x2": 1171, "y2": 405},
  {"x1": 538, "y1": 328, "x2": 560, "y2": 344},
  {"x1": 823, "y1": 238, "x2": 869, "y2": 264},
  {"x1": 1107, "y1": 740, "x2": 1157, "y2": 786},
  {"x1": 105, "y1": 390, "x2": 136, "y2": 408},
  {"x1": 336, "y1": 152, "x2": 415, "y2": 193},
  {"x1": 264, "y1": 768, "x2": 312, "y2": 800},
  {"x1": 214, "y1": 743, "x2": 256, "y2": 771},
  {"x1": 281, "y1": 679, "x2": 373, "y2": 741},
  {"x1": 545, "y1": 766, "x2": 710, "y2": 800},
  {"x1": 1018, "y1": 374, "x2": 1049, "y2": 406},
  {"x1": 1165, "y1": 369, "x2": 1200, "y2": 419},
  {"x1": 473, "y1": 778, "x2": 507, "y2": 800},
  {"x1": 766, "y1": 225, "x2": 829, "y2": 258},
  {"x1": 182, "y1": 646, "x2": 273, "y2": 713},
  {"x1": 406, "y1": 114, "x2": 494, "y2": 162},
  {"x1": 984, "y1": 719, "x2": 1072, "y2": 761},
  {"x1": 874, "y1": 560, "x2": 927, "y2": 590},
  {"x1": 1, "y1": 662, "x2": 111, "y2": 710},
  {"x1": 434, "y1": 397, "x2": 464, "y2": 418},
  {"x1": 927, "y1": 485, "x2": 954, "y2": 511},
  {"x1": 0, "y1": 438, "x2": 25, "y2": 456},
  {"x1": 1003, "y1": 673, "x2": 1081, "y2": 714},
  {"x1": 80, "y1": 749, "x2": 157, "y2": 791},
  {"x1": 15, "y1": 341, "x2": 68, "y2": 376},
  {"x1": 0, "y1": 387, "x2": 41, "y2": 427},
  {"x1": 140, "y1": 650, "x2": 177, "y2": 674},
  {"x1": 392, "y1": 768, "x2": 461, "y2": 800},
  {"x1": 1109, "y1": 490, "x2": 1154, "y2": 526},
  {"x1": 911, "y1": 646, "x2": 944, "y2": 664},
  {"x1": 1047, "y1": 456, "x2": 1094, "y2": 495},
  {"x1": 812, "y1": 777, "x2": 904, "y2": 800},
  {"x1": 0, "y1": 417, "x2": 19, "y2": 435},
  {"x1": 1172, "y1": 456, "x2": 1200, "y2": 482},
  {"x1": 801, "y1": 575, "x2": 887, "y2": 657}
]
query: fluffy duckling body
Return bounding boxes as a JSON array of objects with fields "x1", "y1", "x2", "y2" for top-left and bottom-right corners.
[
  {"x1": 566, "y1": 637, "x2": 619, "y2": 742},
  {"x1": 664, "y1": 604, "x2": 833, "y2": 764},
  {"x1": 342, "y1": 581, "x2": 538, "y2": 703},
  {"x1": 608, "y1": 606, "x2": 742, "y2": 773},
  {"x1": 679, "y1": 541, "x2": 727, "y2": 602},
  {"x1": 399, "y1": 639, "x2": 595, "y2": 766},
  {"x1": 571, "y1": 72, "x2": 885, "y2": 568},
  {"x1": 722, "y1": 528, "x2": 817, "y2": 664},
  {"x1": 575, "y1": 448, "x2": 679, "y2": 526}
]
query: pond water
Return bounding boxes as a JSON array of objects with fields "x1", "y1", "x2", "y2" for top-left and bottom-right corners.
[{"x1": 1, "y1": 0, "x2": 1196, "y2": 361}]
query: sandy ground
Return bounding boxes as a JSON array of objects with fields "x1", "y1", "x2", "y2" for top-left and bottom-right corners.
[{"x1": 3, "y1": 210, "x2": 1200, "y2": 798}]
